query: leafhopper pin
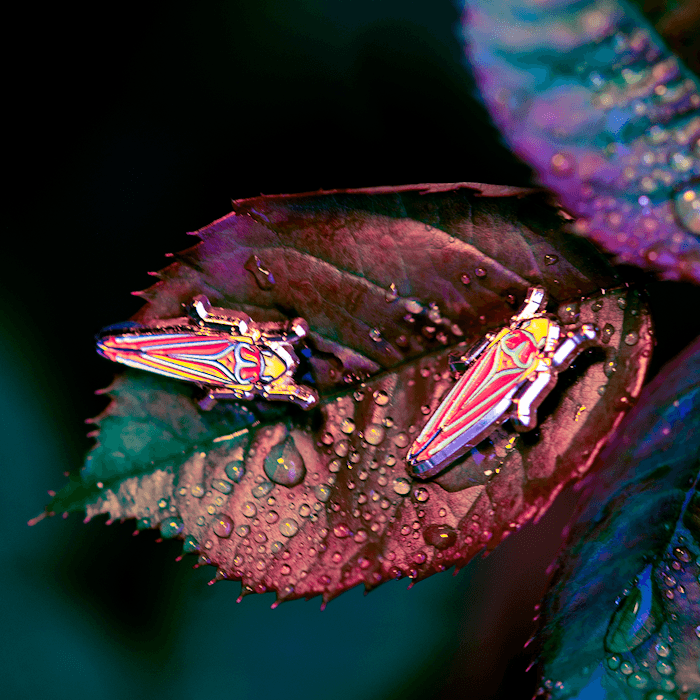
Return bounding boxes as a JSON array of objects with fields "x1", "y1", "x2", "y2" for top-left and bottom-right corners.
[
  {"x1": 97, "y1": 295, "x2": 318, "y2": 409},
  {"x1": 408, "y1": 287, "x2": 599, "y2": 479}
]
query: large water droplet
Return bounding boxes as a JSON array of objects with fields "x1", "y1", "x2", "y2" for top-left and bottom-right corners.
[
  {"x1": 264, "y1": 436, "x2": 306, "y2": 487},
  {"x1": 394, "y1": 432, "x2": 409, "y2": 448},
  {"x1": 279, "y1": 518, "x2": 299, "y2": 537},
  {"x1": 244, "y1": 254, "x2": 275, "y2": 290},
  {"x1": 373, "y1": 390, "x2": 389, "y2": 406},
  {"x1": 213, "y1": 514, "x2": 233, "y2": 538},
  {"x1": 160, "y1": 517, "x2": 183, "y2": 539},
  {"x1": 424, "y1": 524, "x2": 457, "y2": 550},
  {"x1": 365, "y1": 424, "x2": 385, "y2": 445}
]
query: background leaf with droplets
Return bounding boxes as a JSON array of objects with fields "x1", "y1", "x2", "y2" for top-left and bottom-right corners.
[
  {"x1": 536, "y1": 336, "x2": 700, "y2": 699},
  {"x1": 41, "y1": 184, "x2": 652, "y2": 604},
  {"x1": 461, "y1": 0, "x2": 700, "y2": 282}
]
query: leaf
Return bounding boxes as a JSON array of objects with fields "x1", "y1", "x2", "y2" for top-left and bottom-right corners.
[
  {"x1": 537, "y1": 336, "x2": 700, "y2": 698},
  {"x1": 461, "y1": 0, "x2": 700, "y2": 282},
  {"x1": 41, "y1": 184, "x2": 652, "y2": 604}
]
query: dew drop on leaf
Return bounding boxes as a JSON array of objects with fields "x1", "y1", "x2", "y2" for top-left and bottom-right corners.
[
  {"x1": 224, "y1": 460, "x2": 245, "y2": 483},
  {"x1": 475, "y1": 267, "x2": 487, "y2": 278},
  {"x1": 213, "y1": 514, "x2": 233, "y2": 538},
  {"x1": 333, "y1": 523, "x2": 352, "y2": 539},
  {"x1": 364, "y1": 424, "x2": 385, "y2": 445},
  {"x1": 624, "y1": 331, "x2": 639, "y2": 346},
  {"x1": 404, "y1": 299, "x2": 423, "y2": 314},
  {"x1": 544, "y1": 254, "x2": 559, "y2": 266},
  {"x1": 159, "y1": 517, "x2": 183, "y2": 539},
  {"x1": 182, "y1": 535, "x2": 198, "y2": 553},
  {"x1": 211, "y1": 479, "x2": 233, "y2": 494},
  {"x1": 264, "y1": 436, "x2": 306, "y2": 487},
  {"x1": 392, "y1": 478, "x2": 411, "y2": 496},
  {"x1": 424, "y1": 524, "x2": 457, "y2": 550},
  {"x1": 414, "y1": 488, "x2": 429, "y2": 503},
  {"x1": 393, "y1": 432, "x2": 409, "y2": 448},
  {"x1": 369, "y1": 328, "x2": 382, "y2": 342},
  {"x1": 191, "y1": 484, "x2": 205, "y2": 498},
  {"x1": 334, "y1": 439, "x2": 349, "y2": 457},
  {"x1": 314, "y1": 485, "x2": 331, "y2": 502},
  {"x1": 252, "y1": 481, "x2": 275, "y2": 498},
  {"x1": 460, "y1": 273, "x2": 471, "y2": 285},
  {"x1": 340, "y1": 418, "x2": 356, "y2": 435},
  {"x1": 241, "y1": 502, "x2": 257, "y2": 518},
  {"x1": 278, "y1": 518, "x2": 299, "y2": 538}
]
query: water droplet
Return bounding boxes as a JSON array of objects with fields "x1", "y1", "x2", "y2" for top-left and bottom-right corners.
[
  {"x1": 182, "y1": 535, "x2": 199, "y2": 553},
  {"x1": 617, "y1": 296, "x2": 628, "y2": 310},
  {"x1": 673, "y1": 545, "x2": 691, "y2": 562},
  {"x1": 333, "y1": 523, "x2": 352, "y2": 538},
  {"x1": 314, "y1": 484, "x2": 331, "y2": 502},
  {"x1": 328, "y1": 458, "x2": 342, "y2": 473},
  {"x1": 674, "y1": 186, "x2": 700, "y2": 234},
  {"x1": 265, "y1": 510, "x2": 279, "y2": 524},
  {"x1": 340, "y1": 418, "x2": 356, "y2": 435},
  {"x1": 298, "y1": 504, "x2": 311, "y2": 518},
  {"x1": 404, "y1": 299, "x2": 423, "y2": 314},
  {"x1": 244, "y1": 254, "x2": 275, "y2": 290},
  {"x1": 656, "y1": 660, "x2": 674, "y2": 676},
  {"x1": 242, "y1": 502, "x2": 257, "y2": 518},
  {"x1": 427, "y1": 303, "x2": 441, "y2": 323},
  {"x1": 280, "y1": 563, "x2": 291, "y2": 575},
  {"x1": 550, "y1": 152, "x2": 575, "y2": 176},
  {"x1": 607, "y1": 655, "x2": 620, "y2": 670},
  {"x1": 365, "y1": 424, "x2": 385, "y2": 446},
  {"x1": 424, "y1": 524, "x2": 457, "y2": 550},
  {"x1": 264, "y1": 436, "x2": 306, "y2": 487},
  {"x1": 211, "y1": 479, "x2": 233, "y2": 494},
  {"x1": 414, "y1": 487, "x2": 429, "y2": 502},
  {"x1": 236, "y1": 524, "x2": 250, "y2": 537},
  {"x1": 597, "y1": 384, "x2": 607, "y2": 396},
  {"x1": 394, "y1": 432, "x2": 409, "y2": 448},
  {"x1": 158, "y1": 498, "x2": 169, "y2": 509},
  {"x1": 601, "y1": 323, "x2": 615, "y2": 344},
  {"x1": 624, "y1": 331, "x2": 639, "y2": 346},
  {"x1": 558, "y1": 301, "x2": 580, "y2": 324},
  {"x1": 460, "y1": 273, "x2": 471, "y2": 285},
  {"x1": 354, "y1": 529, "x2": 368, "y2": 543},
  {"x1": 619, "y1": 661, "x2": 633, "y2": 675},
  {"x1": 372, "y1": 389, "x2": 390, "y2": 406},
  {"x1": 279, "y1": 518, "x2": 299, "y2": 537},
  {"x1": 592, "y1": 299, "x2": 604, "y2": 312},
  {"x1": 252, "y1": 481, "x2": 275, "y2": 498},
  {"x1": 627, "y1": 672, "x2": 649, "y2": 690},
  {"x1": 321, "y1": 432, "x2": 334, "y2": 445},
  {"x1": 213, "y1": 514, "x2": 233, "y2": 538},
  {"x1": 655, "y1": 642, "x2": 671, "y2": 657},
  {"x1": 413, "y1": 551, "x2": 427, "y2": 564},
  {"x1": 369, "y1": 328, "x2": 383, "y2": 342},
  {"x1": 270, "y1": 541, "x2": 283, "y2": 554},
  {"x1": 604, "y1": 359, "x2": 618, "y2": 377},
  {"x1": 191, "y1": 484, "x2": 205, "y2": 498},
  {"x1": 392, "y1": 478, "x2": 411, "y2": 495},
  {"x1": 334, "y1": 439, "x2": 350, "y2": 457},
  {"x1": 385, "y1": 283, "x2": 399, "y2": 303},
  {"x1": 159, "y1": 517, "x2": 183, "y2": 538},
  {"x1": 475, "y1": 267, "x2": 487, "y2": 278},
  {"x1": 544, "y1": 254, "x2": 559, "y2": 266},
  {"x1": 224, "y1": 460, "x2": 245, "y2": 483}
]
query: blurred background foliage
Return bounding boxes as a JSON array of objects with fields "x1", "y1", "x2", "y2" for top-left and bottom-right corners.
[{"x1": 3, "y1": 1, "x2": 699, "y2": 699}]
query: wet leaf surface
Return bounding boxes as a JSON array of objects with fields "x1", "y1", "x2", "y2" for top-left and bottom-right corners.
[
  {"x1": 462, "y1": 0, "x2": 700, "y2": 283},
  {"x1": 537, "y1": 336, "x2": 700, "y2": 699},
  {"x1": 41, "y1": 184, "x2": 652, "y2": 604}
]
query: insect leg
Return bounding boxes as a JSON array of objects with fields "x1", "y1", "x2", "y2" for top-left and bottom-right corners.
[
  {"x1": 512, "y1": 286, "x2": 548, "y2": 323},
  {"x1": 513, "y1": 369, "x2": 556, "y2": 431},
  {"x1": 551, "y1": 324, "x2": 599, "y2": 371}
]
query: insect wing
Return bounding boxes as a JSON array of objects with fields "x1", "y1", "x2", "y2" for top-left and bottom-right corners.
[
  {"x1": 97, "y1": 330, "x2": 248, "y2": 387},
  {"x1": 409, "y1": 328, "x2": 541, "y2": 478}
]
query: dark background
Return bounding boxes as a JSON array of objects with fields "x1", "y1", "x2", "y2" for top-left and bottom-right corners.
[{"x1": 3, "y1": 2, "x2": 699, "y2": 699}]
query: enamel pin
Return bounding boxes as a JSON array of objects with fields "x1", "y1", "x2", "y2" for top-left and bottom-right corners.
[
  {"x1": 97, "y1": 295, "x2": 319, "y2": 409},
  {"x1": 407, "y1": 287, "x2": 598, "y2": 479}
]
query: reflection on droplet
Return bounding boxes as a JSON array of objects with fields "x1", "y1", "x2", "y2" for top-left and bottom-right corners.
[
  {"x1": 213, "y1": 514, "x2": 233, "y2": 538},
  {"x1": 617, "y1": 297, "x2": 628, "y2": 310},
  {"x1": 624, "y1": 331, "x2": 639, "y2": 346},
  {"x1": 335, "y1": 439, "x2": 350, "y2": 457},
  {"x1": 244, "y1": 254, "x2": 275, "y2": 290},
  {"x1": 236, "y1": 524, "x2": 250, "y2": 537},
  {"x1": 475, "y1": 267, "x2": 487, "y2": 278},
  {"x1": 333, "y1": 523, "x2": 352, "y2": 538},
  {"x1": 328, "y1": 458, "x2": 342, "y2": 473},
  {"x1": 369, "y1": 328, "x2": 383, "y2": 342},
  {"x1": 365, "y1": 424, "x2": 385, "y2": 445},
  {"x1": 544, "y1": 254, "x2": 559, "y2": 266},
  {"x1": 264, "y1": 436, "x2": 306, "y2": 487},
  {"x1": 460, "y1": 273, "x2": 471, "y2": 285},
  {"x1": 373, "y1": 390, "x2": 389, "y2": 406},
  {"x1": 604, "y1": 359, "x2": 618, "y2": 377},
  {"x1": 265, "y1": 511, "x2": 279, "y2": 524},
  {"x1": 279, "y1": 518, "x2": 299, "y2": 537},
  {"x1": 601, "y1": 323, "x2": 615, "y2": 343},
  {"x1": 182, "y1": 535, "x2": 199, "y2": 554}
]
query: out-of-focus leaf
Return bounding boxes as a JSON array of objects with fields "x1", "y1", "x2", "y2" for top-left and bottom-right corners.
[
  {"x1": 40, "y1": 184, "x2": 652, "y2": 604},
  {"x1": 537, "y1": 336, "x2": 700, "y2": 699},
  {"x1": 461, "y1": 0, "x2": 700, "y2": 283}
]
